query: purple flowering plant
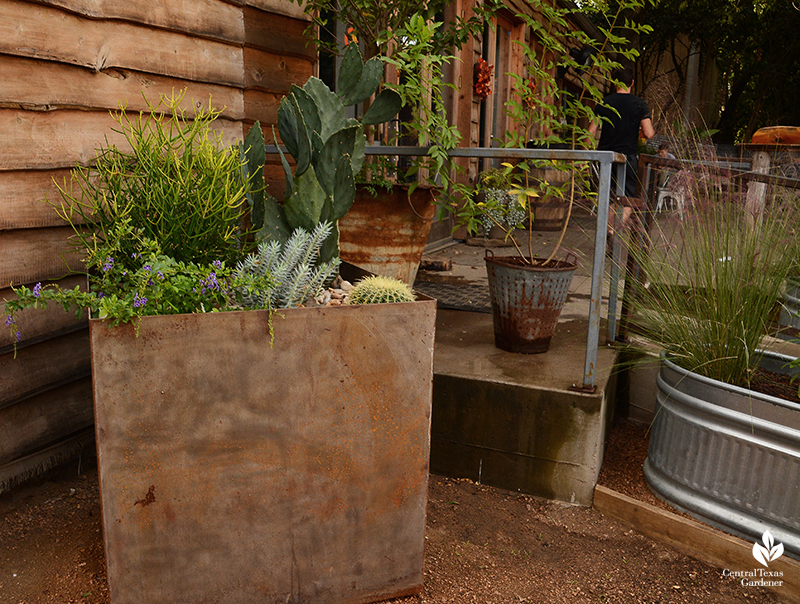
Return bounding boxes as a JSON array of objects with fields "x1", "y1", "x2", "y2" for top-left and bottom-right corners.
[{"x1": 4, "y1": 219, "x2": 276, "y2": 348}]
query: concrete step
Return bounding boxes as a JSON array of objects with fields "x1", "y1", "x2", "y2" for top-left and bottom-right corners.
[{"x1": 430, "y1": 309, "x2": 620, "y2": 506}]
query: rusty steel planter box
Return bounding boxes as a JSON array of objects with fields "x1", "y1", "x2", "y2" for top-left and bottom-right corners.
[
  {"x1": 89, "y1": 300, "x2": 436, "y2": 604},
  {"x1": 644, "y1": 351, "x2": 800, "y2": 559}
]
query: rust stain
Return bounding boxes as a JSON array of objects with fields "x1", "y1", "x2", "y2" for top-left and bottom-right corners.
[{"x1": 134, "y1": 485, "x2": 156, "y2": 508}]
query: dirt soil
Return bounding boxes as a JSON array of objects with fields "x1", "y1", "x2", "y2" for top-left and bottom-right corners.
[{"x1": 0, "y1": 420, "x2": 786, "y2": 604}]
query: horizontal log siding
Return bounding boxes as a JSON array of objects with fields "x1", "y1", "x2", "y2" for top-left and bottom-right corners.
[
  {"x1": 0, "y1": 378, "x2": 93, "y2": 466},
  {"x1": 1, "y1": 0, "x2": 314, "y2": 491},
  {"x1": 32, "y1": 0, "x2": 245, "y2": 43},
  {"x1": 0, "y1": 56, "x2": 245, "y2": 119},
  {"x1": 0, "y1": 330, "x2": 91, "y2": 409},
  {"x1": 0, "y1": 109, "x2": 245, "y2": 171},
  {"x1": 1, "y1": 0, "x2": 245, "y2": 87},
  {"x1": 1, "y1": 227, "x2": 85, "y2": 289},
  {"x1": 0, "y1": 170, "x2": 75, "y2": 229}
]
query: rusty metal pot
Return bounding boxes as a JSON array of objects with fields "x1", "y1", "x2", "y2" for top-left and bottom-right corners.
[{"x1": 485, "y1": 251, "x2": 577, "y2": 353}]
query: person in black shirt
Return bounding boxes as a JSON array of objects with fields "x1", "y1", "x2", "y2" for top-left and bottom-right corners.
[{"x1": 589, "y1": 67, "x2": 655, "y2": 232}]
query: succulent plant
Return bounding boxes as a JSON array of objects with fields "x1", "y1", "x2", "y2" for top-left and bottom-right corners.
[
  {"x1": 348, "y1": 275, "x2": 415, "y2": 305},
  {"x1": 234, "y1": 222, "x2": 340, "y2": 309},
  {"x1": 243, "y1": 44, "x2": 402, "y2": 267}
]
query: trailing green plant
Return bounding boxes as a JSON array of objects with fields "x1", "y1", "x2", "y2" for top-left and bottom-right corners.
[
  {"x1": 348, "y1": 275, "x2": 415, "y2": 304},
  {"x1": 629, "y1": 188, "x2": 800, "y2": 387},
  {"x1": 57, "y1": 90, "x2": 254, "y2": 267},
  {"x1": 234, "y1": 222, "x2": 340, "y2": 309},
  {"x1": 4, "y1": 219, "x2": 272, "y2": 348},
  {"x1": 247, "y1": 44, "x2": 402, "y2": 264}
]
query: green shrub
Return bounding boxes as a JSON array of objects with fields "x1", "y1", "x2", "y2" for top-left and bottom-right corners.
[
  {"x1": 55, "y1": 90, "x2": 253, "y2": 269},
  {"x1": 630, "y1": 187, "x2": 800, "y2": 386}
]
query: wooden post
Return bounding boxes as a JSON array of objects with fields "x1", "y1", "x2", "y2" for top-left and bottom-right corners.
[{"x1": 745, "y1": 149, "x2": 771, "y2": 221}]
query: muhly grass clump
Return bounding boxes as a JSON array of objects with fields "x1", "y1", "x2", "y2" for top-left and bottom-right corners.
[{"x1": 629, "y1": 168, "x2": 800, "y2": 387}]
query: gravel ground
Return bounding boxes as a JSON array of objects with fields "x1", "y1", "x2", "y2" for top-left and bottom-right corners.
[{"x1": 0, "y1": 419, "x2": 788, "y2": 603}]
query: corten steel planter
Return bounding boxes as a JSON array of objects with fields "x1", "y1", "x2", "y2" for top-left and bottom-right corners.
[
  {"x1": 338, "y1": 185, "x2": 437, "y2": 285},
  {"x1": 484, "y1": 252, "x2": 577, "y2": 353},
  {"x1": 89, "y1": 299, "x2": 436, "y2": 604},
  {"x1": 644, "y1": 351, "x2": 800, "y2": 559}
]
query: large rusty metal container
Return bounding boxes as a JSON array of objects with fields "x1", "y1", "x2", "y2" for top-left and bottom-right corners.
[
  {"x1": 89, "y1": 299, "x2": 436, "y2": 604},
  {"x1": 338, "y1": 185, "x2": 437, "y2": 285},
  {"x1": 485, "y1": 252, "x2": 576, "y2": 353}
]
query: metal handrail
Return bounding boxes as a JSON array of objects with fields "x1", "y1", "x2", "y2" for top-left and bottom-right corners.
[{"x1": 265, "y1": 144, "x2": 628, "y2": 390}]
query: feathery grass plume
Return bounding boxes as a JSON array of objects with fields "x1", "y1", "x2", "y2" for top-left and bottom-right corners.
[
  {"x1": 348, "y1": 276, "x2": 415, "y2": 305},
  {"x1": 234, "y1": 222, "x2": 340, "y2": 309}
]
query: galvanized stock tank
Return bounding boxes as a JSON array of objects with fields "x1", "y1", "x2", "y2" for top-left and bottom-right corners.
[{"x1": 644, "y1": 351, "x2": 800, "y2": 559}]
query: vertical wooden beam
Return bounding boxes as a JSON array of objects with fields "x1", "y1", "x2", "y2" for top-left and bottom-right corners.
[{"x1": 745, "y1": 149, "x2": 770, "y2": 221}]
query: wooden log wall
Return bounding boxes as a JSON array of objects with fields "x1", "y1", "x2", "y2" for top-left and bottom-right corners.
[{"x1": 0, "y1": 0, "x2": 313, "y2": 492}]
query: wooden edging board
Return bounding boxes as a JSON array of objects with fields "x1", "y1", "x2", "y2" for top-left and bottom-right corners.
[{"x1": 593, "y1": 485, "x2": 800, "y2": 603}]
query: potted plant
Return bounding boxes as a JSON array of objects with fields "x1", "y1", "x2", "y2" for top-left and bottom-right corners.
[
  {"x1": 4, "y1": 82, "x2": 436, "y2": 604},
  {"x1": 335, "y1": 16, "x2": 473, "y2": 284},
  {"x1": 287, "y1": 0, "x2": 496, "y2": 282},
  {"x1": 625, "y1": 148, "x2": 800, "y2": 557},
  {"x1": 451, "y1": 0, "x2": 651, "y2": 353}
]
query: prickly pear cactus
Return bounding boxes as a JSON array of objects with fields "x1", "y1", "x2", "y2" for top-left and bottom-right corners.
[
  {"x1": 250, "y1": 44, "x2": 402, "y2": 266},
  {"x1": 348, "y1": 275, "x2": 415, "y2": 305}
]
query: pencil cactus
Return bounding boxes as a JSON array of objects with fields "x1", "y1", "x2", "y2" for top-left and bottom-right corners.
[{"x1": 249, "y1": 44, "x2": 402, "y2": 266}]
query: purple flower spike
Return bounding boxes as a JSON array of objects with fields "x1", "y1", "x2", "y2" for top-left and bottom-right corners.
[
  {"x1": 206, "y1": 272, "x2": 219, "y2": 290},
  {"x1": 15, "y1": 331, "x2": 21, "y2": 342},
  {"x1": 133, "y1": 294, "x2": 148, "y2": 309},
  {"x1": 102, "y1": 257, "x2": 114, "y2": 272},
  {"x1": 212, "y1": 260, "x2": 222, "y2": 270},
  {"x1": 5, "y1": 315, "x2": 15, "y2": 327},
  {"x1": 143, "y1": 265, "x2": 152, "y2": 272},
  {"x1": 32, "y1": 283, "x2": 42, "y2": 298}
]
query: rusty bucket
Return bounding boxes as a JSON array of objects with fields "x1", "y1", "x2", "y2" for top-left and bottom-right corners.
[{"x1": 485, "y1": 251, "x2": 577, "y2": 353}]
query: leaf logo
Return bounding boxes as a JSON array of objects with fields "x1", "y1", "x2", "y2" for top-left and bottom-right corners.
[{"x1": 752, "y1": 530, "x2": 784, "y2": 567}]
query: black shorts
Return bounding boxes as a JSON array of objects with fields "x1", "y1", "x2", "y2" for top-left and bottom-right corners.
[{"x1": 611, "y1": 154, "x2": 638, "y2": 198}]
